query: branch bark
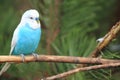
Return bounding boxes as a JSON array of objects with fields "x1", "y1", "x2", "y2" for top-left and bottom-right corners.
[
  {"x1": 43, "y1": 62, "x2": 120, "y2": 80},
  {"x1": 0, "y1": 55, "x2": 119, "y2": 64},
  {"x1": 91, "y1": 21, "x2": 120, "y2": 57}
]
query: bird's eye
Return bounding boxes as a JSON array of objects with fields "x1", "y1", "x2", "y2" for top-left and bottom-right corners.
[{"x1": 30, "y1": 17, "x2": 33, "y2": 19}]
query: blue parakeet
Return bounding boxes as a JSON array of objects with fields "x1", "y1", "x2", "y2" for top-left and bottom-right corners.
[{"x1": 0, "y1": 9, "x2": 41, "y2": 75}]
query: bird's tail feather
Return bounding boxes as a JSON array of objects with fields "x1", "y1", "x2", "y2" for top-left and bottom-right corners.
[{"x1": 0, "y1": 62, "x2": 11, "y2": 76}]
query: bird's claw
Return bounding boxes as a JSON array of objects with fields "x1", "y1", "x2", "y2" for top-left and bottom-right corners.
[
  {"x1": 20, "y1": 54, "x2": 25, "y2": 62},
  {"x1": 32, "y1": 53, "x2": 39, "y2": 61}
]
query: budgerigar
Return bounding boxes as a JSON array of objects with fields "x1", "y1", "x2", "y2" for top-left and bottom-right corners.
[{"x1": 0, "y1": 9, "x2": 41, "y2": 76}]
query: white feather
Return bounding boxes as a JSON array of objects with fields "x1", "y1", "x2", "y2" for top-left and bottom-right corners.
[{"x1": 96, "y1": 37, "x2": 104, "y2": 43}]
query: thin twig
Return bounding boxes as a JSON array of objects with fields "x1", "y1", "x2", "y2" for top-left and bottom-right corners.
[
  {"x1": 43, "y1": 62, "x2": 120, "y2": 80},
  {"x1": 44, "y1": 21, "x2": 120, "y2": 79},
  {"x1": 0, "y1": 55, "x2": 119, "y2": 64},
  {"x1": 91, "y1": 21, "x2": 120, "y2": 57}
]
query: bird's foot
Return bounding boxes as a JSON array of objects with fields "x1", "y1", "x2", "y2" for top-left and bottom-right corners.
[
  {"x1": 32, "y1": 53, "x2": 39, "y2": 61},
  {"x1": 20, "y1": 54, "x2": 25, "y2": 62}
]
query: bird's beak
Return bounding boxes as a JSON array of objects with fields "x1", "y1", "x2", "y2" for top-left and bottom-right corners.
[{"x1": 35, "y1": 18, "x2": 40, "y2": 23}]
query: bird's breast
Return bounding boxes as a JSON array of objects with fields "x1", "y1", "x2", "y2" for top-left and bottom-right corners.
[{"x1": 12, "y1": 24, "x2": 41, "y2": 55}]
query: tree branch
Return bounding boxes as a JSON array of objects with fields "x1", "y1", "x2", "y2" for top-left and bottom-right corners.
[
  {"x1": 43, "y1": 21, "x2": 120, "y2": 79},
  {"x1": 91, "y1": 21, "x2": 120, "y2": 57},
  {"x1": 42, "y1": 62, "x2": 120, "y2": 80},
  {"x1": 0, "y1": 55, "x2": 119, "y2": 64}
]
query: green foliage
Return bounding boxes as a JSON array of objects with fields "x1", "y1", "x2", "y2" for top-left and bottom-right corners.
[
  {"x1": 51, "y1": 0, "x2": 117, "y2": 80},
  {"x1": 0, "y1": 0, "x2": 119, "y2": 80},
  {"x1": 0, "y1": 8, "x2": 20, "y2": 56}
]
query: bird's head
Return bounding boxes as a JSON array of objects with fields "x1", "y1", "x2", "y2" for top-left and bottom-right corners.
[{"x1": 21, "y1": 9, "x2": 40, "y2": 29}]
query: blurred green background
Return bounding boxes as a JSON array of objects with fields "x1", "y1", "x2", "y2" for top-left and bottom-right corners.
[{"x1": 0, "y1": 0, "x2": 120, "y2": 80}]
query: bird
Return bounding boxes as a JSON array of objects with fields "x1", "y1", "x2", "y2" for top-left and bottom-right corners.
[{"x1": 0, "y1": 9, "x2": 41, "y2": 76}]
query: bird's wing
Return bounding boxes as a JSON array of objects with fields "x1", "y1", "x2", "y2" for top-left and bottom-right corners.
[
  {"x1": 0, "y1": 27, "x2": 19, "y2": 76},
  {"x1": 10, "y1": 27, "x2": 19, "y2": 55}
]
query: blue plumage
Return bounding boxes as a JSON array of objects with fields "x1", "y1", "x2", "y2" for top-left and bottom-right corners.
[{"x1": 12, "y1": 23, "x2": 41, "y2": 55}]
